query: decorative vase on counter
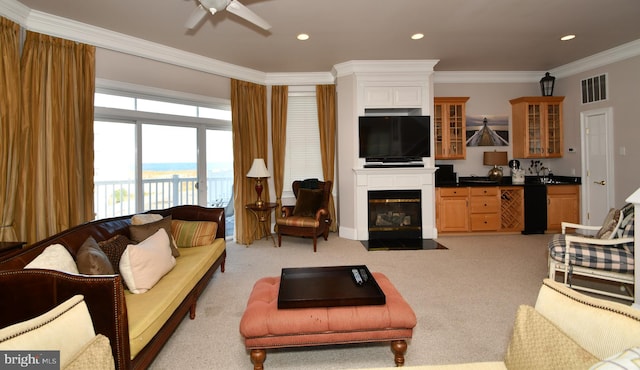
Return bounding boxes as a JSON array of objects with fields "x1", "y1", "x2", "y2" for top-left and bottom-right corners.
[{"x1": 512, "y1": 169, "x2": 525, "y2": 184}]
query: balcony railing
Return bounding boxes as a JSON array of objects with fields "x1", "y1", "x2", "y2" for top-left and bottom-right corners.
[{"x1": 94, "y1": 175, "x2": 233, "y2": 220}]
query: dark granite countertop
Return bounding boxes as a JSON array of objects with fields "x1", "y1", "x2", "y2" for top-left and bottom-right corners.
[{"x1": 436, "y1": 175, "x2": 581, "y2": 188}]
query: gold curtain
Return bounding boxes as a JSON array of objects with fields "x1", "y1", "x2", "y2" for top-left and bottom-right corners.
[
  {"x1": 231, "y1": 79, "x2": 268, "y2": 245},
  {"x1": 16, "y1": 32, "x2": 96, "y2": 243},
  {"x1": 0, "y1": 18, "x2": 21, "y2": 241},
  {"x1": 316, "y1": 84, "x2": 337, "y2": 232},
  {"x1": 270, "y1": 85, "x2": 288, "y2": 219}
]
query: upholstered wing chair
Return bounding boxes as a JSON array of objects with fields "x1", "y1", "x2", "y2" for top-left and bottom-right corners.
[{"x1": 276, "y1": 179, "x2": 332, "y2": 252}]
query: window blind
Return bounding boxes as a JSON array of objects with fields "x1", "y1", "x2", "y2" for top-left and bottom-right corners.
[{"x1": 283, "y1": 94, "x2": 323, "y2": 193}]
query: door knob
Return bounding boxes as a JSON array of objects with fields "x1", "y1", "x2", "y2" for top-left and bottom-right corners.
[{"x1": 593, "y1": 180, "x2": 606, "y2": 186}]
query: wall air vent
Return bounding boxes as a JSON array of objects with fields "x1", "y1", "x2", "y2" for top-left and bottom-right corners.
[{"x1": 581, "y1": 74, "x2": 607, "y2": 104}]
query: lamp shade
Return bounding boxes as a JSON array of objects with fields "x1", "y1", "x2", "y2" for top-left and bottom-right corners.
[
  {"x1": 246, "y1": 158, "x2": 270, "y2": 178},
  {"x1": 483, "y1": 151, "x2": 508, "y2": 166}
]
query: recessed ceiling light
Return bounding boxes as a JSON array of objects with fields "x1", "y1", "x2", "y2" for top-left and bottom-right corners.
[
  {"x1": 411, "y1": 33, "x2": 424, "y2": 40},
  {"x1": 561, "y1": 34, "x2": 576, "y2": 41},
  {"x1": 297, "y1": 33, "x2": 310, "y2": 41}
]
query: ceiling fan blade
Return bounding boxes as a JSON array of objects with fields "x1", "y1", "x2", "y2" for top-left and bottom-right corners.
[
  {"x1": 226, "y1": 0, "x2": 271, "y2": 30},
  {"x1": 185, "y1": 4, "x2": 209, "y2": 29}
]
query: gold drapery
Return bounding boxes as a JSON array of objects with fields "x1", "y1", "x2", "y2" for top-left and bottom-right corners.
[
  {"x1": 0, "y1": 18, "x2": 21, "y2": 241},
  {"x1": 316, "y1": 84, "x2": 337, "y2": 231},
  {"x1": 17, "y1": 31, "x2": 96, "y2": 243},
  {"x1": 270, "y1": 85, "x2": 288, "y2": 219},
  {"x1": 231, "y1": 79, "x2": 268, "y2": 245}
]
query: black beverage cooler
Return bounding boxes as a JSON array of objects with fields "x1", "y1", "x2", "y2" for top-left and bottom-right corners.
[{"x1": 522, "y1": 184, "x2": 547, "y2": 234}]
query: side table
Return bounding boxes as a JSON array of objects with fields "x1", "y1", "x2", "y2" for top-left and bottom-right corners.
[{"x1": 245, "y1": 202, "x2": 278, "y2": 246}]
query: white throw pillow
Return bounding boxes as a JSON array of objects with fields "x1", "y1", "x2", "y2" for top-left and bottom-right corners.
[
  {"x1": 119, "y1": 228, "x2": 176, "y2": 294},
  {"x1": 0, "y1": 295, "x2": 96, "y2": 369},
  {"x1": 24, "y1": 244, "x2": 79, "y2": 274}
]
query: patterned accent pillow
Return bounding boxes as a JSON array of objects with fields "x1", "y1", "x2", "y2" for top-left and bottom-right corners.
[
  {"x1": 98, "y1": 235, "x2": 133, "y2": 275},
  {"x1": 129, "y1": 215, "x2": 180, "y2": 257},
  {"x1": 504, "y1": 305, "x2": 599, "y2": 370},
  {"x1": 595, "y1": 208, "x2": 623, "y2": 239},
  {"x1": 76, "y1": 236, "x2": 115, "y2": 275},
  {"x1": 171, "y1": 220, "x2": 218, "y2": 248}
]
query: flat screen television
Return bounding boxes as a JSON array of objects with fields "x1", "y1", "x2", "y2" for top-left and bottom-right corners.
[{"x1": 358, "y1": 115, "x2": 430, "y2": 162}]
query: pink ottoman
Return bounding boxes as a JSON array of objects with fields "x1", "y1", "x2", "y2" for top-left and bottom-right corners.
[{"x1": 239, "y1": 272, "x2": 417, "y2": 369}]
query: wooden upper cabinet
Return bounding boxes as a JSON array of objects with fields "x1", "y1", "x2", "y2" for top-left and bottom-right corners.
[
  {"x1": 510, "y1": 96, "x2": 564, "y2": 158},
  {"x1": 434, "y1": 97, "x2": 469, "y2": 160}
]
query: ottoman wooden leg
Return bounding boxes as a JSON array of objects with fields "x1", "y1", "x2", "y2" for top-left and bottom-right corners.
[
  {"x1": 390, "y1": 340, "x2": 407, "y2": 367},
  {"x1": 250, "y1": 349, "x2": 266, "y2": 370}
]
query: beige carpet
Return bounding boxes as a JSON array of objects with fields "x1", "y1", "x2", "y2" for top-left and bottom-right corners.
[{"x1": 149, "y1": 233, "x2": 553, "y2": 369}]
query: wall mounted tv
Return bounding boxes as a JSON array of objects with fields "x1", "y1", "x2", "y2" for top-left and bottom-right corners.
[{"x1": 358, "y1": 115, "x2": 431, "y2": 162}]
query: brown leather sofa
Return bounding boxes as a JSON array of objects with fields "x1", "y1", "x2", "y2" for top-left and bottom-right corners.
[{"x1": 0, "y1": 205, "x2": 226, "y2": 370}]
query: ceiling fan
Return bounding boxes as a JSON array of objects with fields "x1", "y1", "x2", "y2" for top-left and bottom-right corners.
[{"x1": 185, "y1": 0, "x2": 271, "y2": 31}]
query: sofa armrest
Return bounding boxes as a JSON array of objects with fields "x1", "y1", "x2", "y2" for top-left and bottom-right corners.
[{"x1": 0, "y1": 270, "x2": 130, "y2": 370}]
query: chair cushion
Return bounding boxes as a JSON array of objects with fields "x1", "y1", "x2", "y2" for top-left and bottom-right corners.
[
  {"x1": 548, "y1": 232, "x2": 634, "y2": 273},
  {"x1": 293, "y1": 188, "x2": 324, "y2": 217},
  {"x1": 276, "y1": 216, "x2": 320, "y2": 228}
]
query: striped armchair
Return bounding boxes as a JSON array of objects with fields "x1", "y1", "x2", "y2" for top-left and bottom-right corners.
[
  {"x1": 276, "y1": 179, "x2": 332, "y2": 252},
  {"x1": 548, "y1": 203, "x2": 635, "y2": 301}
]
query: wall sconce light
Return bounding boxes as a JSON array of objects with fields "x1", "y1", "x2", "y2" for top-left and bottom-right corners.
[
  {"x1": 483, "y1": 151, "x2": 508, "y2": 182},
  {"x1": 246, "y1": 158, "x2": 270, "y2": 207},
  {"x1": 540, "y1": 72, "x2": 556, "y2": 96}
]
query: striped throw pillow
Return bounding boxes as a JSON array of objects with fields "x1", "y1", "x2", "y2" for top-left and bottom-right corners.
[{"x1": 171, "y1": 220, "x2": 218, "y2": 247}]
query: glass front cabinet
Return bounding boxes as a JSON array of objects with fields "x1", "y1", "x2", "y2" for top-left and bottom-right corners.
[
  {"x1": 434, "y1": 97, "x2": 469, "y2": 160},
  {"x1": 510, "y1": 96, "x2": 564, "y2": 158}
]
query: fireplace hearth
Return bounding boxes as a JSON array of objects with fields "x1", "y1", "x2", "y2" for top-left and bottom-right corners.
[{"x1": 368, "y1": 190, "x2": 422, "y2": 240}]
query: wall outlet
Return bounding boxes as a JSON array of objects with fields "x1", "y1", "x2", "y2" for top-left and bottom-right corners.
[{"x1": 619, "y1": 146, "x2": 627, "y2": 156}]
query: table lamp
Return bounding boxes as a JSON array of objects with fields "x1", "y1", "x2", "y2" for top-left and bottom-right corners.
[
  {"x1": 246, "y1": 158, "x2": 270, "y2": 207},
  {"x1": 483, "y1": 151, "x2": 508, "y2": 182}
]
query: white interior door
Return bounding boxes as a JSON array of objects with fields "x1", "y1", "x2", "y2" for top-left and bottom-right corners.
[{"x1": 580, "y1": 108, "x2": 615, "y2": 226}]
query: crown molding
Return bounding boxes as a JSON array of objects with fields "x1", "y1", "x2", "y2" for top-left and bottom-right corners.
[
  {"x1": 550, "y1": 38, "x2": 640, "y2": 78},
  {"x1": 0, "y1": 0, "x2": 29, "y2": 24},
  {"x1": 263, "y1": 72, "x2": 335, "y2": 86},
  {"x1": 433, "y1": 71, "x2": 543, "y2": 84},
  {"x1": 332, "y1": 60, "x2": 439, "y2": 78}
]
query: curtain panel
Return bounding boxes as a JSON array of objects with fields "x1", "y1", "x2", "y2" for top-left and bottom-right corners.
[
  {"x1": 270, "y1": 85, "x2": 288, "y2": 219},
  {"x1": 17, "y1": 31, "x2": 95, "y2": 243},
  {"x1": 316, "y1": 84, "x2": 337, "y2": 231},
  {"x1": 0, "y1": 17, "x2": 21, "y2": 241},
  {"x1": 231, "y1": 79, "x2": 268, "y2": 245}
]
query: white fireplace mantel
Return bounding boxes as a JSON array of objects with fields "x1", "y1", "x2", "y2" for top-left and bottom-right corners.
[{"x1": 353, "y1": 166, "x2": 438, "y2": 240}]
